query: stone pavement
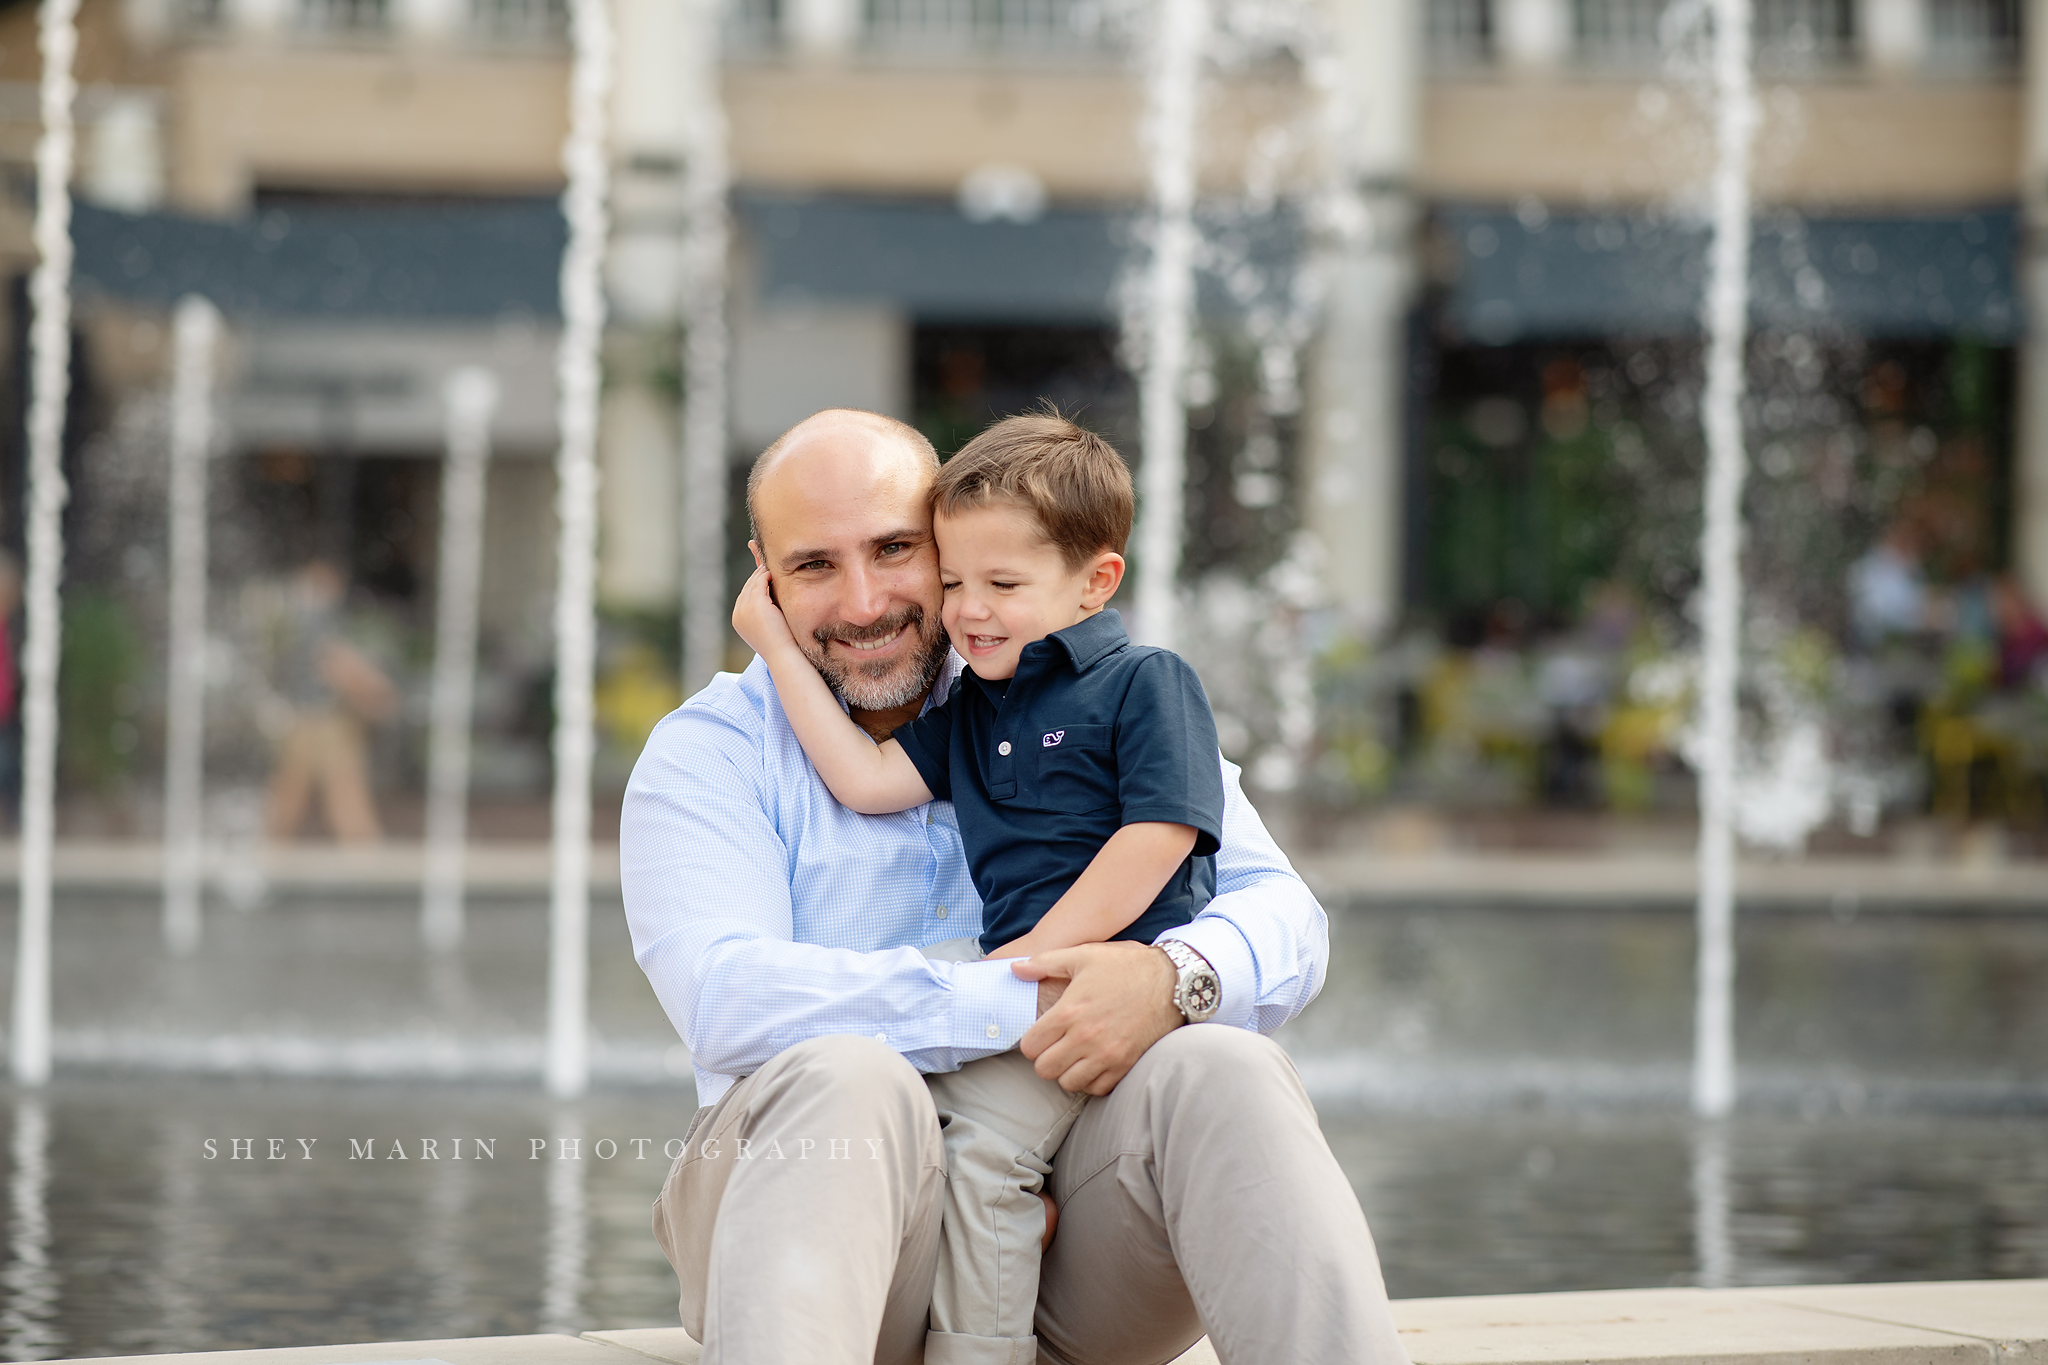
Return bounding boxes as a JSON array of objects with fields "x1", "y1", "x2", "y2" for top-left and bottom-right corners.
[{"x1": 36, "y1": 1280, "x2": 2048, "y2": 1365}]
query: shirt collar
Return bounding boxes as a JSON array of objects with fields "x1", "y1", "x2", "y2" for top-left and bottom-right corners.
[
  {"x1": 1038, "y1": 608, "x2": 1128, "y2": 673},
  {"x1": 922, "y1": 648, "x2": 967, "y2": 714}
]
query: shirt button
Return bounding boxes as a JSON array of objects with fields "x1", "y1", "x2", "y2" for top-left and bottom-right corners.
[
  {"x1": 874, "y1": 1032, "x2": 888, "y2": 1043},
  {"x1": 985, "y1": 1024, "x2": 1000, "y2": 1039},
  {"x1": 998, "y1": 741, "x2": 1012, "y2": 756},
  {"x1": 934, "y1": 905, "x2": 948, "y2": 920}
]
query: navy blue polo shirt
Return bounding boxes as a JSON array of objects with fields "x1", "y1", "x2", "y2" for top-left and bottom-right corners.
[{"x1": 894, "y1": 608, "x2": 1223, "y2": 956}]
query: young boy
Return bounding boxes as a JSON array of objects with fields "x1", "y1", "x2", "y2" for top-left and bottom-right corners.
[{"x1": 731, "y1": 412, "x2": 1223, "y2": 1365}]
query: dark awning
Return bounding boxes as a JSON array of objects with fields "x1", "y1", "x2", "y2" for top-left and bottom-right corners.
[
  {"x1": 72, "y1": 198, "x2": 567, "y2": 321},
  {"x1": 1440, "y1": 205, "x2": 2021, "y2": 343},
  {"x1": 740, "y1": 193, "x2": 1129, "y2": 323}
]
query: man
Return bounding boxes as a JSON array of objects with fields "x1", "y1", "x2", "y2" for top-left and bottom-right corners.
[{"x1": 621, "y1": 408, "x2": 1408, "y2": 1365}]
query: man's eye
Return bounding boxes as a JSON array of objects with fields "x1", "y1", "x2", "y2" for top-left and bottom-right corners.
[
  {"x1": 797, "y1": 560, "x2": 830, "y2": 573},
  {"x1": 880, "y1": 543, "x2": 909, "y2": 557}
]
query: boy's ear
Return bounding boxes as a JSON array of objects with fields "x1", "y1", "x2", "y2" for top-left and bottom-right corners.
[{"x1": 1081, "y1": 552, "x2": 1125, "y2": 608}]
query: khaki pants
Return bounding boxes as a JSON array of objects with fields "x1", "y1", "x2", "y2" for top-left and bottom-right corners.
[
  {"x1": 927, "y1": 1049, "x2": 1090, "y2": 1365},
  {"x1": 265, "y1": 709, "x2": 382, "y2": 843},
  {"x1": 653, "y1": 1027, "x2": 1410, "y2": 1365}
]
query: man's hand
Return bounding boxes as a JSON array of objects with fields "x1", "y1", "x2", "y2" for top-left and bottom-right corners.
[
  {"x1": 732, "y1": 567, "x2": 799, "y2": 661},
  {"x1": 1011, "y1": 942, "x2": 1181, "y2": 1096}
]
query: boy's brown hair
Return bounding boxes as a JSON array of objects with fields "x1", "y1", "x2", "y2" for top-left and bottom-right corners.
[{"x1": 931, "y1": 411, "x2": 1134, "y2": 569}]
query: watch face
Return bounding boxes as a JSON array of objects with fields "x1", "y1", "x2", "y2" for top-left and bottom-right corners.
[{"x1": 1180, "y1": 971, "x2": 1220, "y2": 1021}]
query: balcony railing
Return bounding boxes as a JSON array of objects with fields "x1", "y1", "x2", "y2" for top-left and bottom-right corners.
[
  {"x1": 1925, "y1": 0, "x2": 2020, "y2": 73},
  {"x1": 1572, "y1": 0, "x2": 1855, "y2": 72},
  {"x1": 298, "y1": 0, "x2": 391, "y2": 35},
  {"x1": 862, "y1": 0, "x2": 1120, "y2": 59},
  {"x1": 1428, "y1": 0, "x2": 1493, "y2": 69},
  {"x1": 469, "y1": 0, "x2": 569, "y2": 44}
]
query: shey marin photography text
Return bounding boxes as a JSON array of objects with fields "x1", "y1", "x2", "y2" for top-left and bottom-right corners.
[{"x1": 200, "y1": 1135, "x2": 893, "y2": 1162}]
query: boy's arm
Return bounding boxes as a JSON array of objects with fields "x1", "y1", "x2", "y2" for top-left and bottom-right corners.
[
  {"x1": 731, "y1": 567, "x2": 933, "y2": 814},
  {"x1": 988, "y1": 820, "x2": 1198, "y2": 959}
]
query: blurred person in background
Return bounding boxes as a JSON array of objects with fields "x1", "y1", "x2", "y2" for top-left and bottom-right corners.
[
  {"x1": 262, "y1": 557, "x2": 398, "y2": 843},
  {"x1": 1849, "y1": 519, "x2": 1932, "y2": 647},
  {"x1": 1993, "y1": 575, "x2": 2048, "y2": 688}
]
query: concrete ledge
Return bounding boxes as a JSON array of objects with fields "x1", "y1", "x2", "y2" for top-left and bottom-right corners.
[
  {"x1": 45, "y1": 1334, "x2": 639, "y2": 1365},
  {"x1": 1391, "y1": 1282, "x2": 2048, "y2": 1365},
  {"x1": 580, "y1": 1327, "x2": 1221, "y2": 1364},
  {"x1": 39, "y1": 1280, "x2": 2048, "y2": 1365}
]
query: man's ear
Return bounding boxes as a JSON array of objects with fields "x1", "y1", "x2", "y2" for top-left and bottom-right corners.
[
  {"x1": 748, "y1": 540, "x2": 766, "y2": 570},
  {"x1": 1081, "y1": 552, "x2": 1125, "y2": 609}
]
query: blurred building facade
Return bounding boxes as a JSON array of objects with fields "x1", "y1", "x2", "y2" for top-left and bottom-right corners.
[{"x1": 0, "y1": 0, "x2": 2032, "y2": 819}]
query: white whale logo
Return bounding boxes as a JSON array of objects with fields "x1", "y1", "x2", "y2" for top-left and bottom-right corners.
[{"x1": 1042, "y1": 731, "x2": 1065, "y2": 747}]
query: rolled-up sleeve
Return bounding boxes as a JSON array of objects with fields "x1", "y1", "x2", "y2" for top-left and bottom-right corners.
[
  {"x1": 1154, "y1": 757, "x2": 1328, "y2": 1034},
  {"x1": 621, "y1": 698, "x2": 1037, "y2": 1098}
]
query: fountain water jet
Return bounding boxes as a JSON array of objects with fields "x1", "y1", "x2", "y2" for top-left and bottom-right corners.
[
  {"x1": 423, "y1": 367, "x2": 500, "y2": 952},
  {"x1": 162, "y1": 295, "x2": 221, "y2": 957},
  {"x1": 1693, "y1": 0, "x2": 1758, "y2": 1120},
  {"x1": 547, "y1": 0, "x2": 614, "y2": 1100},
  {"x1": 678, "y1": 0, "x2": 731, "y2": 697},
  {"x1": 540, "y1": 1113, "x2": 588, "y2": 1332},
  {"x1": 11, "y1": 0, "x2": 79, "y2": 1089},
  {"x1": 1130, "y1": 0, "x2": 1208, "y2": 651}
]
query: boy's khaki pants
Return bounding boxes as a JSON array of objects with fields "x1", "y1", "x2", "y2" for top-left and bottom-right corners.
[
  {"x1": 653, "y1": 1026, "x2": 1411, "y2": 1365},
  {"x1": 926, "y1": 1049, "x2": 1089, "y2": 1365}
]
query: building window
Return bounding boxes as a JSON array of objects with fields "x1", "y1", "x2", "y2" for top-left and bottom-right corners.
[
  {"x1": 1925, "y1": 0, "x2": 2021, "y2": 74},
  {"x1": 862, "y1": 0, "x2": 1121, "y2": 60},
  {"x1": 297, "y1": 0, "x2": 390, "y2": 35},
  {"x1": 1573, "y1": 0, "x2": 1853, "y2": 72},
  {"x1": 1428, "y1": 0, "x2": 1493, "y2": 70},
  {"x1": 469, "y1": 0, "x2": 569, "y2": 44},
  {"x1": 725, "y1": 0, "x2": 784, "y2": 54},
  {"x1": 1755, "y1": 0, "x2": 1854, "y2": 74}
]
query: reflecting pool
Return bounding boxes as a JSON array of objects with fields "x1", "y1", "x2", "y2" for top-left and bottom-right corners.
[{"x1": 0, "y1": 890, "x2": 2038, "y2": 1356}]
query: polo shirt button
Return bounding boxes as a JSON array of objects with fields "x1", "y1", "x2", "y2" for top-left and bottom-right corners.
[
  {"x1": 998, "y1": 741, "x2": 1012, "y2": 756},
  {"x1": 935, "y1": 905, "x2": 948, "y2": 920},
  {"x1": 985, "y1": 1024, "x2": 1000, "y2": 1039}
]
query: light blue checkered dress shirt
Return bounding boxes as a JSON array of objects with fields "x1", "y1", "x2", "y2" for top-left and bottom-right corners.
[{"x1": 621, "y1": 652, "x2": 1330, "y2": 1108}]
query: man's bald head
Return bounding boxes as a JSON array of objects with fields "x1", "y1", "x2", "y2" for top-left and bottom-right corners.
[{"x1": 746, "y1": 409, "x2": 939, "y2": 544}]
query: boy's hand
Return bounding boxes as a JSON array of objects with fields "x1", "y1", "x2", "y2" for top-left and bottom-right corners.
[{"x1": 732, "y1": 567, "x2": 799, "y2": 660}]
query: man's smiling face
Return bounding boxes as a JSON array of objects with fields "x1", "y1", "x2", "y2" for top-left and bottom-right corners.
[{"x1": 748, "y1": 413, "x2": 950, "y2": 716}]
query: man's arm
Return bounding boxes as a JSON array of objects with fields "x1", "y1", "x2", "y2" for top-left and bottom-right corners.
[
  {"x1": 621, "y1": 690, "x2": 1037, "y2": 1086},
  {"x1": 1158, "y1": 754, "x2": 1329, "y2": 1033}
]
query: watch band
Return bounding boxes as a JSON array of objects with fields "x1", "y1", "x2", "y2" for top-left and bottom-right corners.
[{"x1": 1160, "y1": 939, "x2": 1220, "y2": 1023}]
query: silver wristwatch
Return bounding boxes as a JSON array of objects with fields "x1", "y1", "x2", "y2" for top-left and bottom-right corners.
[{"x1": 1159, "y1": 940, "x2": 1220, "y2": 1023}]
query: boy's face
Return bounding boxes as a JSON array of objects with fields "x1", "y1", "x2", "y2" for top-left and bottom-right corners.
[{"x1": 934, "y1": 501, "x2": 1123, "y2": 681}]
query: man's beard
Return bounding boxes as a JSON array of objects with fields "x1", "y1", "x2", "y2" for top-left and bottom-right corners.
[{"x1": 800, "y1": 604, "x2": 949, "y2": 713}]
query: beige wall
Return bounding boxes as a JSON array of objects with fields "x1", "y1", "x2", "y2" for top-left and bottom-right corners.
[
  {"x1": 138, "y1": 39, "x2": 2019, "y2": 216},
  {"x1": 724, "y1": 62, "x2": 1305, "y2": 200},
  {"x1": 1421, "y1": 79, "x2": 2021, "y2": 208},
  {"x1": 165, "y1": 45, "x2": 570, "y2": 212}
]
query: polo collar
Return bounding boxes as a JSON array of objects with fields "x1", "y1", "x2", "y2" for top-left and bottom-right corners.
[{"x1": 1041, "y1": 608, "x2": 1128, "y2": 673}]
